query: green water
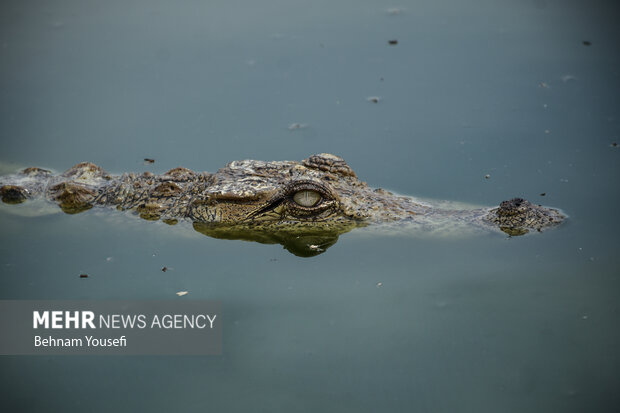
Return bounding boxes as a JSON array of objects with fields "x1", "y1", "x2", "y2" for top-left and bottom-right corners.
[{"x1": 1, "y1": 0, "x2": 619, "y2": 411}]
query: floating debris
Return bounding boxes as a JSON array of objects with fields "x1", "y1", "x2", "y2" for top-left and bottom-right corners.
[
  {"x1": 582, "y1": 40, "x2": 591, "y2": 46},
  {"x1": 610, "y1": 142, "x2": 618, "y2": 147},
  {"x1": 376, "y1": 282, "x2": 383, "y2": 287},
  {"x1": 288, "y1": 123, "x2": 309, "y2": 130},
  {"x1": 105, "y1": 257, "x2": 113, "y2": 262},
  {"x1": 561, "y1": 74, "x2": 577, "y2": 82},
  {"x1": 387, "y1": 8, "x2": 403, "y2": 15},
  {"x1": 539, "y1": 82, "x2": 550, "y2": 89},
  {"x1": 540, "y1": 193, "x2": 546, "y2": 196},
  {"x1": 484, "y1": 174, "x2": 490, "y2": 179},
  {"x1": 161, "y1": 266, "x2": 168, "y2": 272},
  {"x1": 79, "y1": 274, "x2": 88, "y2": 278},
  {"x1": 176, "y1": 291, "x2": 188, "y2": 297},
  {"x1": 388, "y1": 40, "x2": 398, "y2": 45},
  {"x1": 144, "y1": 158, "x2": 155, "y2": 164},
  {"x1": 367, "y1": 96, "x2": 381, "y2": 103}
]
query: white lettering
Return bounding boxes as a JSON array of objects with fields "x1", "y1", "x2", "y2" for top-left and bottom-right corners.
[
  {"x1": 33, "y1": 335, "x2": 83, "y2": 347},
  {"x1": 82, "y1": 311, "x2": 95, "y2": 329},
  {"x1": 85, "y1": 335, "x2": 128, "y2": 347},
  {"x1": 65, "y1": 311, "x2": 80, "y2": 328},
  {"x1": 51, "y1": 311, "x2": 63, "y2": 329},
  {"x1": 33, "y1": 311, "x2": 49, "y2": 329}
]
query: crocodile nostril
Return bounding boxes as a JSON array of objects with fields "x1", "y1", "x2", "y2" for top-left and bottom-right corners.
[{"x1": 498, "y1": 198, "x2": 527, "y2": 214}]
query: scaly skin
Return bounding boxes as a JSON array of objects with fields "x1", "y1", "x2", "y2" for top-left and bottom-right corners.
[{"x1": 0, "y1": 154, "x2": 565, "y2": 256}]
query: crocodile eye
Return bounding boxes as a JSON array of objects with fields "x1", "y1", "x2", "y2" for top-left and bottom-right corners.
[{"x1": 293, "y1": 190, "x2": 321, "y2": 207}]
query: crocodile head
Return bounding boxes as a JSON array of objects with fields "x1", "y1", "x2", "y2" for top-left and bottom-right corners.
[{"x1": 184, "y1": 153, "x2": 565, "y2": 254}]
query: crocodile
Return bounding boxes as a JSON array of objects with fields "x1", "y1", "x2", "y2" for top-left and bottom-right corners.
[{"x1": 0, "y1": 153, "x2": 565, "y2": 256}]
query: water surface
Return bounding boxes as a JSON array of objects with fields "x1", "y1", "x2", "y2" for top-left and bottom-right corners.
[{"x1": 1, "y1": 0, "x2": 619, "y2": 411}]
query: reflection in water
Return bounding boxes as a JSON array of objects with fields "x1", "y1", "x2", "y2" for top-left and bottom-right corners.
[{"x1": 193, "y1": 222, "x2": 360, "y2": 257}]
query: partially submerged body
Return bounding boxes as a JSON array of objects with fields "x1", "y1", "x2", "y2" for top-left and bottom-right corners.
[{"x1": 0, "y1": 153, "x2": 565, "y2": 256}]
